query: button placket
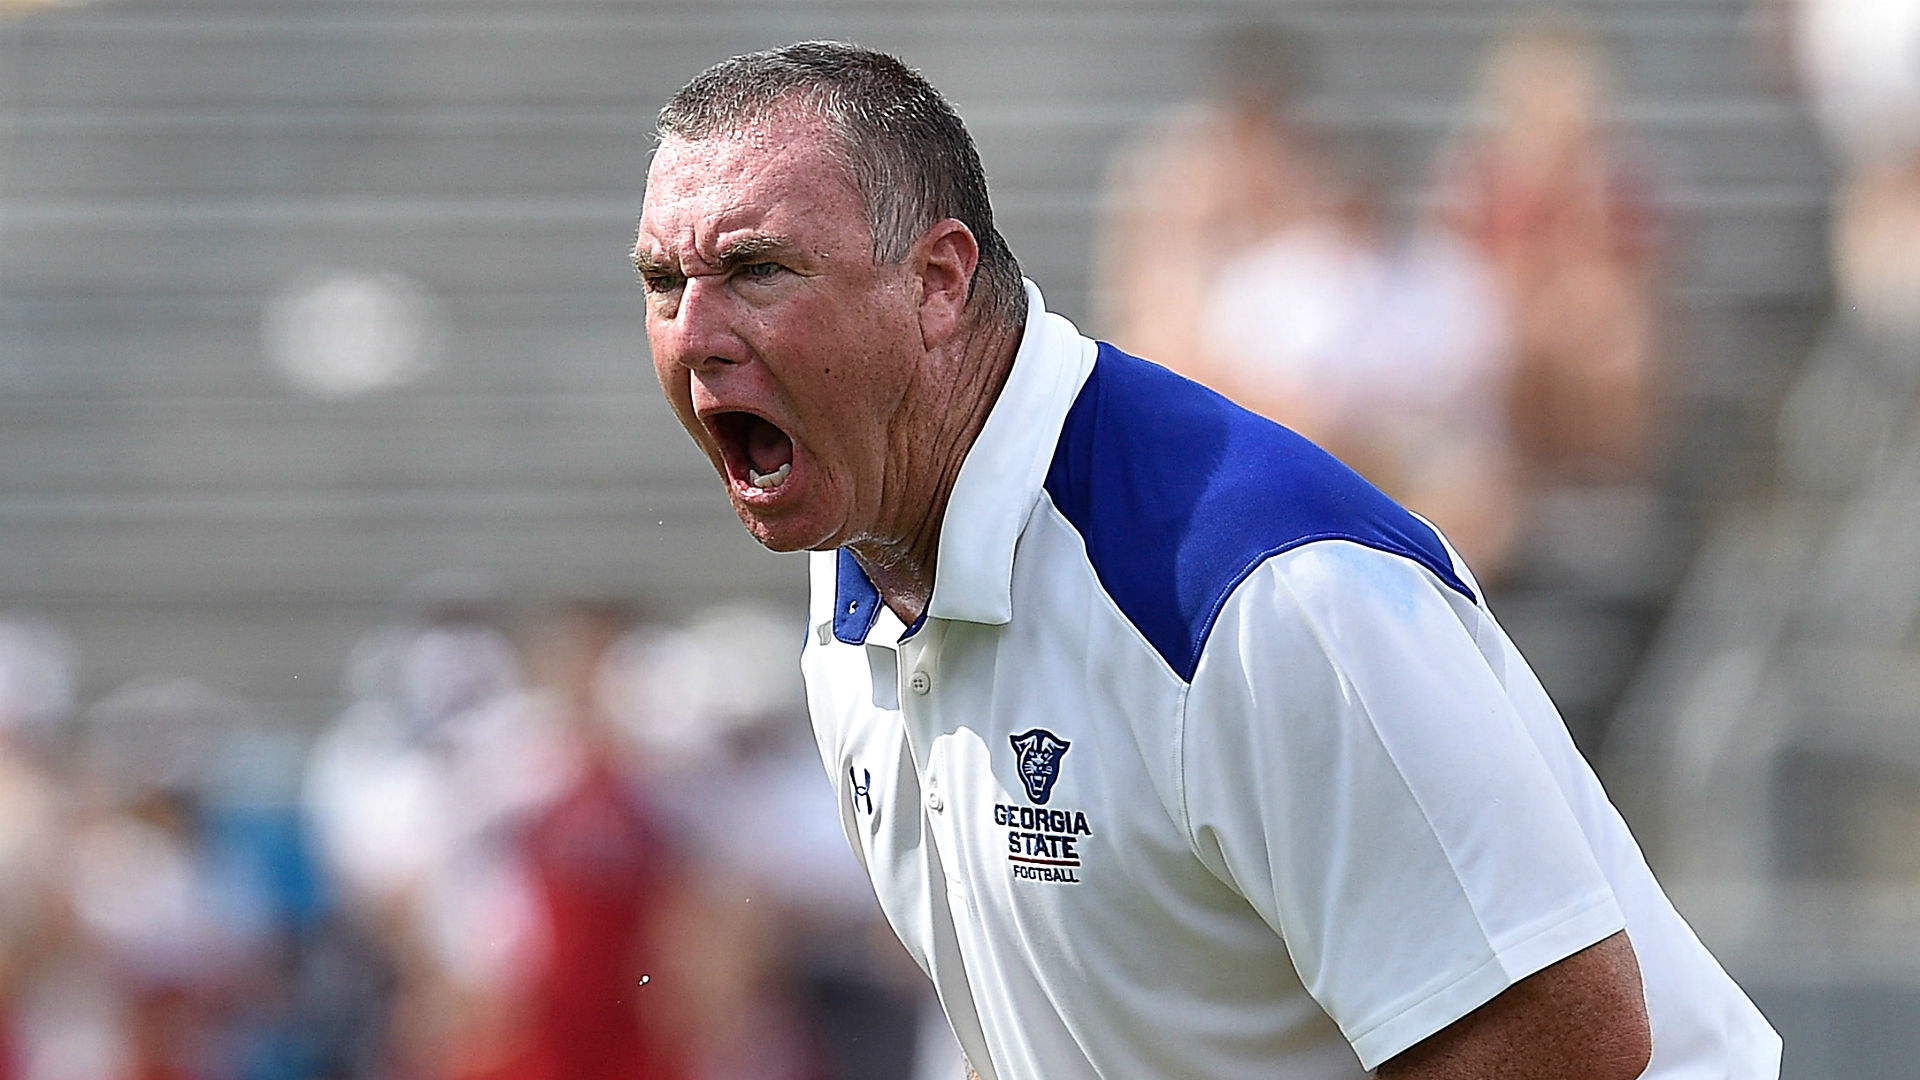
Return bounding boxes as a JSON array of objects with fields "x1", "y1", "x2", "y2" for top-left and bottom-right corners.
[
  {"x1": 901, "y1": 624, "x2": 947, "y2": 817},
  {"x1": 901, "y1": 617, "x2": 943, "y2": 695}
]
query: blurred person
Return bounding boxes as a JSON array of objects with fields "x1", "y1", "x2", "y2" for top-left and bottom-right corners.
[
  {"x1": 593, "y1": 617, "x2": 821, "y2": 1080},
  {"x1": 1092, "y1": 21, "x2": 1339, "y2": 379},
  {"x1": 478, "y1": 601, "x2": 690, "y2": 1080},
  {"x1": 634, "y1": 40, "x2": 1776, "y2": 1080},
  {"x1": 616, "y1": 603, "x2": 864, "y2": 920},
  {"x1": 1751, "y1": 0, "x2": 1920, "y2": 893},
  {"x1": 197, "y1": 726, "x2": 355, "y2": 1080},
  {"x1": 1829, "y1": 155, "x2": 1920, "y2": 348},
  {"x1": 0, "y1": 615, "x2": 77, "y2": 1080},
  {"x1": 1783, "y1": 0, "x2": 1920, "y2": 173},
  {"x1": 304, "y1": 600, "x2": 553, "y2": 914},
  {"x1": 1196, "y1": 181, "x2": 1523, "y2": 576},
  {"x1": 1434, "y1": 18, "x2": 1665, "y2": 485},
  {"x1": 605, "y1": 604, "x2": 914, "y2": 1080},
  {"x1": 1789, "y1": 0, "x2": 1920, "y2": 352},
  {"x1": 1769, "y1": 0, "x2": 1920, "y2": 491},
  {"x1": 59, "y1": 677, "x2": 285, "y2": 1080},
  {"x1": 303, "y1": 600, "x2": 571, "y2": 1080}
]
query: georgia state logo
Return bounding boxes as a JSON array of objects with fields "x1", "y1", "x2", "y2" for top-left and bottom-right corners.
[
  {"x1": 1000, "y1": 729, "x2": 1090, "y2": 884},
  {"x1": 1010, "y1": 728, "x2": 1071, "y2": 805}
]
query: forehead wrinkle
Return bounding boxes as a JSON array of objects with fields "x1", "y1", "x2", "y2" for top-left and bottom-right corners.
[
  {"x1": 641, "y1": 155, "x2": 796, "y2": 274},
  {"x1": 640, "y1": 129, "x2": 877, "y2": 309},
  {"x1": 637, "y1": 189, "x2": 764, "y2": 274}
]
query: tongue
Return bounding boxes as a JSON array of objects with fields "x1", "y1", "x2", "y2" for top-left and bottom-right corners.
[{"x1": 744, "y1": 415, "x2": 794, "y2": 474}]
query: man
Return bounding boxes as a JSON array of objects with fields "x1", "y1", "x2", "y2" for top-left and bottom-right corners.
[{"x1": 634, "y1": 41, "x2": 1780, "y2": 1080}]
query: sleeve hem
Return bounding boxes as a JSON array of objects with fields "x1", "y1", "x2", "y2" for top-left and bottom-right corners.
[{"x1": 1347, "y1": 893, "x2": 1627, "y2": 1071}]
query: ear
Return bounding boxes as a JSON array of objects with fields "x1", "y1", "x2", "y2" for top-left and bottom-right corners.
[{"x1": 913, "y1": 218, "x2": 980, "y2": 350}]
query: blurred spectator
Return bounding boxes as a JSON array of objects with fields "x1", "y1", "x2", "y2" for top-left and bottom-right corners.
[
  {"x1": 1433, "y1": 17, "x2": 1665, "y2": 485},
  {"x1": 1787, "y1": 0, "x2": 1920, "y2": 174},
  {"x1": 0, "y1": 591, "x2": 953, "y2": 1080},
  {"x1": 304, "y1": 600, "x2": 571, "y2": 1080},
  {"x1": 1597, "y1": 13, "x2": 1920, "y2": 1068},
  {"x1": 60, "y1": 677, "x2": 284, "y2": 1080},
  {"x1": 1830, "y1": 157, "x2": 1920, "y2": 349},
  {"x1": 608, "y1": 603, "x2": 918, "y2": 1080},
  {"x1": 1754, "y1": 0, "x2": 1920, "y2": 885},
  {"x1": 304, "y1": 603, "x2": 554, "y2": 915},
  {"x1": 496, "y1": 601, "x2": 688, "y2": 1080},
  {"x1": 3, "y1": 640, "x2": 367, "y2": 1080},
  {"x1": 1196, "y1": 185, "x2": 1522, "y2": 574},
  {"x1": 0, "y1": 615, "x2": 76, "y2": 1080},
  {"x1": 1092, "y1": 21, "x2": 1339, "y2": 380},
  {"x1": 200, "y1": 724, "x2": 361, "y2": 1080},
  {"x1": 1794, "y1": 0, "x2": 1920, "y2": 361},
  {"x1": 1770, "y1": 0, "x2": 1920, "y2": 491},
  {"x1": 295, "y1": 589, "x2": 942, "y2": 1080}
]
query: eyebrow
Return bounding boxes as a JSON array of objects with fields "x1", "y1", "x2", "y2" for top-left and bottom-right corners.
[
  {"x1": 631, "y1": 246, "x2": 672, "y2": 277},
  {"x1": 632, "y1": 234, "x2": 793, "y2": 278},
  {"x1": 712, "y1": 235, "x2": 792, "y2": 267}
]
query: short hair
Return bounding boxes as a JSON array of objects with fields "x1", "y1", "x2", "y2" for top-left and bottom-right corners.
[{"x1": 657, "y1": 41, "x2": 1026, "y2": 327}]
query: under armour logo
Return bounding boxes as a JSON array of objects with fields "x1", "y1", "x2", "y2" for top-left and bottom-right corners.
[{"x1": 850, "y1": 766, "x2": 874, "y2": 815}]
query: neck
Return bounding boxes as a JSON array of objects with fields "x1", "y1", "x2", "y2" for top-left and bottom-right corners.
[{"x1": 850, "y1": 309, "x2": 1024, "y2": 625}]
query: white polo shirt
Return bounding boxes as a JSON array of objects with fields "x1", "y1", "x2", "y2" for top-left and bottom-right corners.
[{"x1": 800, "y1": 283, "x2": 1780, "y2": 1080}]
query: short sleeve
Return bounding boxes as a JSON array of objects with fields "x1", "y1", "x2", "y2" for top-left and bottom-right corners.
[{"x1": 1179, "y1": 541, "x2": 1625, "y2": 1070}]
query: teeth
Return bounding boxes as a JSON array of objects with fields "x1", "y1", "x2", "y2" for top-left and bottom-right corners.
[{"x1": 748, "y1": 462, "x2": 791, "y2": 489}]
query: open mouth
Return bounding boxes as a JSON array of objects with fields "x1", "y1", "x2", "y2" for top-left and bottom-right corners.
[{"x1": 709, "y1": 411, "x2": 795, "y2": 494}]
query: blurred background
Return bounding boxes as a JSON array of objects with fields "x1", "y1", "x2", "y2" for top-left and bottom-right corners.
[{"x1": 0, "y1": 0, "x2": 1911, "y2": 1076}]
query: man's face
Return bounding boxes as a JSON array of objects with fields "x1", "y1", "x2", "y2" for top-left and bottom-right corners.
[{"x1": 636, "y1": 108, "x2": 924, "y2": 553}]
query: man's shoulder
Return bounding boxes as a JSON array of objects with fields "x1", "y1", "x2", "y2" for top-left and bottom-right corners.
[{"x1": 1040, "y1": 343, "x2": 1473, "y2": 681}]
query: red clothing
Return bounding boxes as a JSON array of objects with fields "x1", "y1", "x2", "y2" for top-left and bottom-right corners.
[{"x1": 510, "y1": 763, "x2": 684, "y2": 1080}]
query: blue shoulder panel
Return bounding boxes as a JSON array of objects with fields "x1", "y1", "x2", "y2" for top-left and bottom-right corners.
[{"x1": 1043, "y1": 344, "x2": 1475, "y2": 682}]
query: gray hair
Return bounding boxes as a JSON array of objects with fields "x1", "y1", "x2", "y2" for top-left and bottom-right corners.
[{"x1": 657, "y1": 41, "x2": 1026, "y2": 328}]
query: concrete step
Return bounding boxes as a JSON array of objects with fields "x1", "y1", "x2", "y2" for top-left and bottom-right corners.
[
  {"x1": 0, "y1": 100, "x2": 1828, "y2": 203},
  {"x1": 5, "y1": 5, "x2": 1757, "y2": 114},
  {"x1": 0, "y1": 303, "x2": 647, "y2": 398},
  {"x1": 0, "y1": 391, "x2": 697, "y2": 492}
]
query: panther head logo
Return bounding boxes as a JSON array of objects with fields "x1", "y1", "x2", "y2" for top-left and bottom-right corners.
[{"x1": 1010, "y1": 728, "x2": 1071, "y2": 805}]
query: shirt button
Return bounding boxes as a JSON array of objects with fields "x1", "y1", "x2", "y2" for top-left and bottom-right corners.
[
  {"x1": 908, "y1": 670, "x2": 932, "y2": 695},
  {"x1": 927, "y1": 791, "x2": 945, "y2": 813}
]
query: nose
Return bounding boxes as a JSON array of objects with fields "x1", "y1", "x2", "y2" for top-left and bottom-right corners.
[{"x1": 655, "y1": 275, "x2": 745, "y2": 374}]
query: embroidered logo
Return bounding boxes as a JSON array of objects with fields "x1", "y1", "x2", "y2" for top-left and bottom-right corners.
[
  {"x1": 1010, "y1": 728, "x2": 1071, "y2": 805},
  {"x1": 849, "y1": 766, "x2": 873, "y2": 815},
  {"x1": 998, "y1": 730, "x2": 1093, "y2": 884},
  {"x1": 996, "y1": 801, "x2": 1092, "y2": 883}
]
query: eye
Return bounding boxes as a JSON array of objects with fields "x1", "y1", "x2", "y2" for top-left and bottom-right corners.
[
  {"x1": 739, "y1": 261, "x2": 781, "y2": 280},
  {"x1": 640, "y1": 272, "x2": 683, "y2": 295}
]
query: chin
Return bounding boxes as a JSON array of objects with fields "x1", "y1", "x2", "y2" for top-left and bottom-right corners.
[{"x1": 732, "y1": 502, "x2": 830, "y2": 554}]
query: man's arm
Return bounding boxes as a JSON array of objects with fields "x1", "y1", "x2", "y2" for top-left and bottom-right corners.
[
  {"x1": 964, "y1": 1063, "x2": 982, "y2": 1080},
  {"x1": 1378, "y1": 931, "x2": 1652, "y2": 1080}
]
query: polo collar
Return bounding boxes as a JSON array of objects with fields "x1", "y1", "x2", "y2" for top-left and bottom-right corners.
[
  {"x1": 832, "y1": 547, "x2": 885, "y2": 644},
  {"x1": 932, "y1": 281, "x2": 1098, "y2": 624},
  {"x1": 832, "y1": 281, "x2": 1096, "y2": 642}
]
